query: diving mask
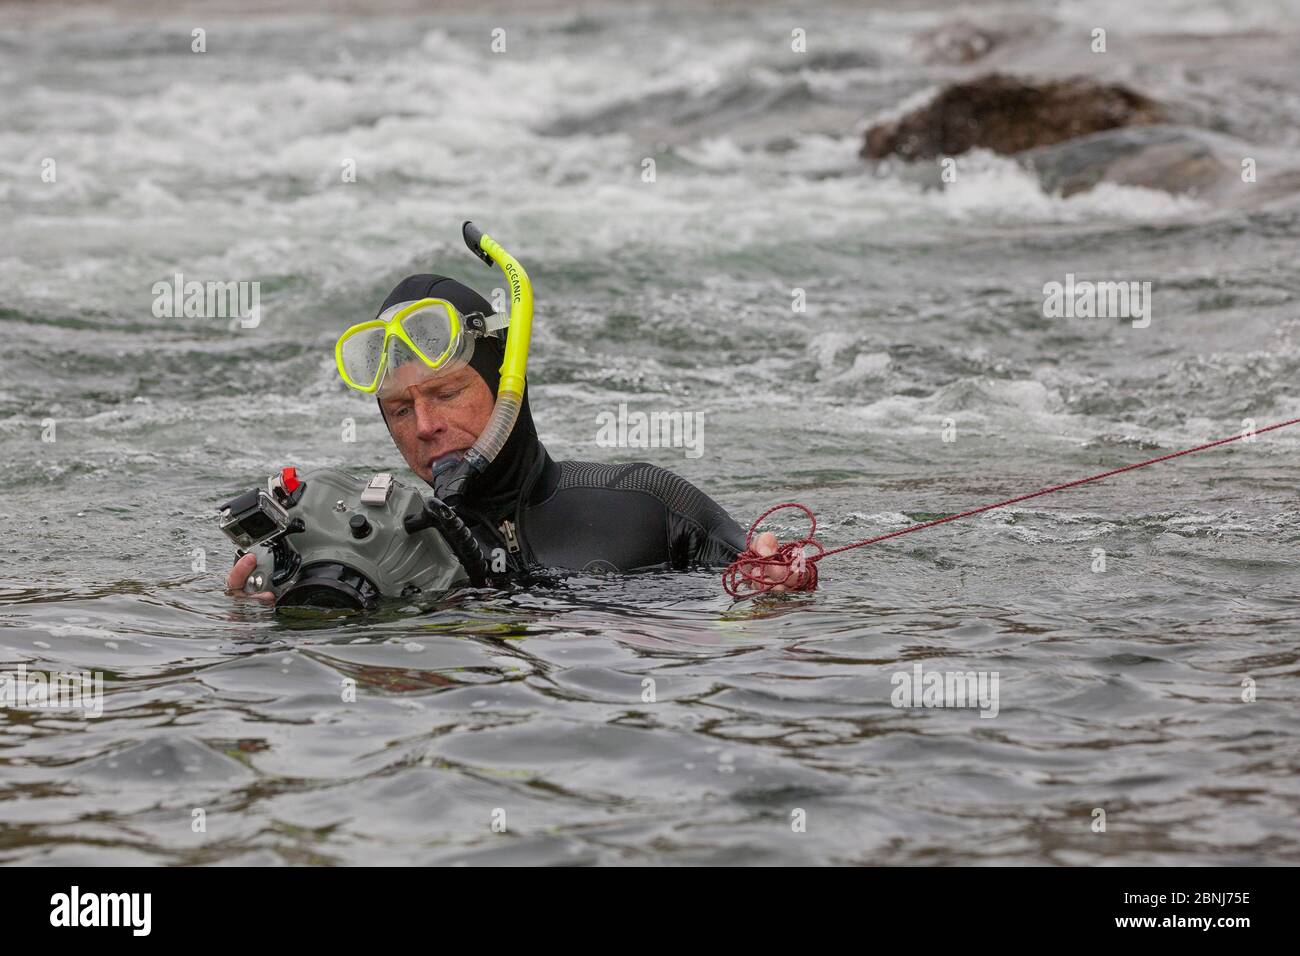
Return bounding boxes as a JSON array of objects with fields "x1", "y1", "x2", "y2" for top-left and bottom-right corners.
[{"x1": 334, "y1": 297, "x2": 506, "y2": 395}]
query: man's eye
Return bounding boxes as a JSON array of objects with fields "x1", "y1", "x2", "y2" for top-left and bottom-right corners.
[
  {"x1": 391, "y1": 405, "x2": 411, "y2": 419},
  {"x1": 436, "y1": 387, "x2": 463, "y2": 401}
]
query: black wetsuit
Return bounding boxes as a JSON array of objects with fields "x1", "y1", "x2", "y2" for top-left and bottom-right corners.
[
  {"x1": 457, "y1": 451, "x2": 747, "y2": 576},
  {"x1": 376, "y1": 274, "x2": 748, "y2": 579}
]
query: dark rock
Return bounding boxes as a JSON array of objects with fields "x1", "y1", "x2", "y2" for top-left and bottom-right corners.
[{"x1": 862, "y1": 74, "x2": 1168, "y2": 161}]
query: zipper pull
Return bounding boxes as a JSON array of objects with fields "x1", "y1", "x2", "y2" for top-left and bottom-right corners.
[{"x1": 499, "y1": 519, "x2": 520, "y2": 554}]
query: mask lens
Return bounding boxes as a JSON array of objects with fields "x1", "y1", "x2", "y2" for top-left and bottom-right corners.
[
  {"x1": 401, "y1": 301, "x2": 460, "y2": 368},
  {"x1": 338, "y1": 324, "x2": 387, "y2": 390},
  {"x1": 380, "y1": 335, "x2": 432, "y2": 398}
]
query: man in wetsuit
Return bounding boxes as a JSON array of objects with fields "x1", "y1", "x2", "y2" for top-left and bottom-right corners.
[{"x1": 228, "y1": 274, "x2": 801, "y2": 595}]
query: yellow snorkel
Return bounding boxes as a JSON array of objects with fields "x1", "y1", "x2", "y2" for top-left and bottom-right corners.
[
  {"x1": 461, "y1": 221, "x2": 532, "y2": 464},
  {"x1": 430, "y1": 222, "x2": 534, "y2": 504}
]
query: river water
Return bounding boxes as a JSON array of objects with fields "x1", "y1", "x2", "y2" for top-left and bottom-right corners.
[{"x1": 2, "y1": 0, "x2": 1299, "y2": 865}]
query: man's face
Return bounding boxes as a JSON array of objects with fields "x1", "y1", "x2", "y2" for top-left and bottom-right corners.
[{"x1": 379, "y1": 363, "x2": 496, "y2": 483}]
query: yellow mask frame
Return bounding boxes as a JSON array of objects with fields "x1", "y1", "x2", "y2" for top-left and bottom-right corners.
[{"x1": 334, "y1": 298, "x2": 465, "y2": 394}]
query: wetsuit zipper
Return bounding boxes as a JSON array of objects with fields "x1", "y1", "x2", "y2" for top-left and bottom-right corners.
[{"x1": 499, "y1": 519, "x2": 520, "y2": 553}]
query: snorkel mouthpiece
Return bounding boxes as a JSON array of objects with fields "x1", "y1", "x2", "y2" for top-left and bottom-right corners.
[{"x1": 430, "y1": 449, "x2": 476, "y2": 503}]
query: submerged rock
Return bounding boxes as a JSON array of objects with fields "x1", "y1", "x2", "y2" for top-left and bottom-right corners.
[
  {"x1": 1024, "y1": 125, "x2": 1300, "y2": 205},
  {"x1": 1024, "y1": 125, "x2": 1227, "y2": 198},
  {"x1": 914, "y1": 20, "x2": 1002, "y2": 64},
  {"x1": 862, "y1": 74, "x2": 1168, "y2": 161},
  {"x1": 913, "y1": 16, "x2": 1053, "y2": 65}
]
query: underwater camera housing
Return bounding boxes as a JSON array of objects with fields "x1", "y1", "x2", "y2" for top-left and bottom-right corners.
[{"x1": 218, "y1": 467, "x2": 494, "y2": 611}]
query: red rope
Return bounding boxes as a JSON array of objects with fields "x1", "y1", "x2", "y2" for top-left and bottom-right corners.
[{"x1": 723, "y1": 417, "x2": 1300, "y2": 599}]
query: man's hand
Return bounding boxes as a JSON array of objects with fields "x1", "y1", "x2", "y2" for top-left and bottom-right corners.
[
  {"x1": 736, "y1": 531, "x2": 813, "y2": 593},
  {"x1": 225, "y1": 552, "x2": 275, "y2": 603}
]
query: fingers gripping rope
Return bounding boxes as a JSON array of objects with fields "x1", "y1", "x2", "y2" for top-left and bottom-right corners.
[{"x1": 721, "y1": 503, "x2": 824, "y2": 598}]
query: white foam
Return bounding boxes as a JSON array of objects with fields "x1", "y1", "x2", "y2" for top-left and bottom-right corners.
[{"x1": 933, "y1": 152, "x2": 1205, "y2": 224}]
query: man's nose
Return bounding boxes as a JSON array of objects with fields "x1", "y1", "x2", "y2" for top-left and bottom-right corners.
[{"x1": 411, "y1": 398, "x2": 445, "y2": 440}]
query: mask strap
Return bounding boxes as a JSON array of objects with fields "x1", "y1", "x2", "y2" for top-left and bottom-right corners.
[{"x1": 466, "y1": 311, "x2": 509, "y2": 334}]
